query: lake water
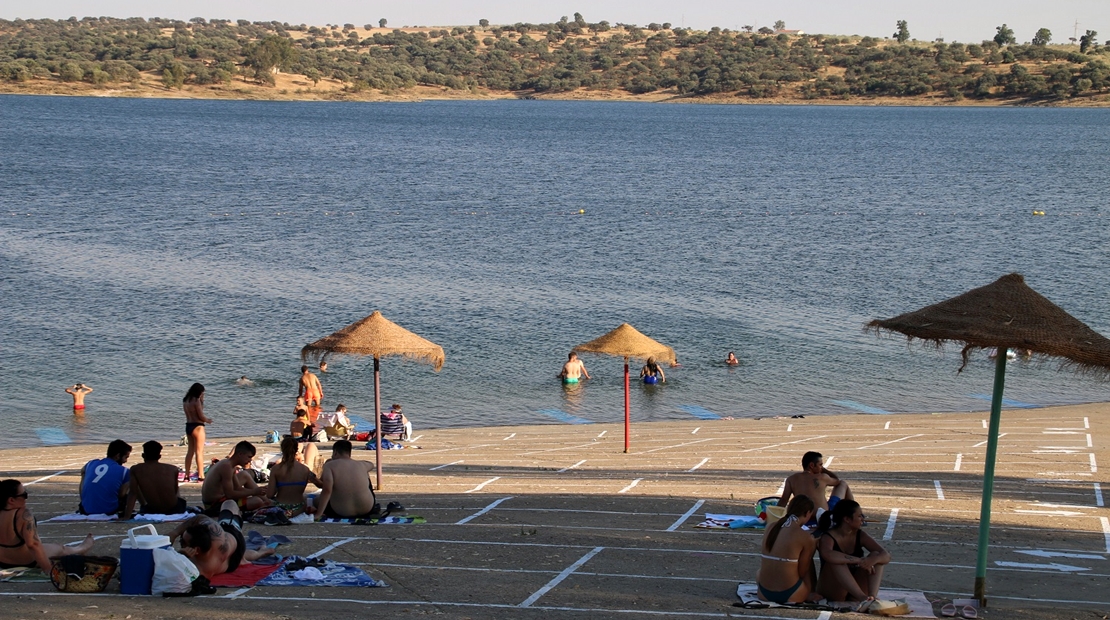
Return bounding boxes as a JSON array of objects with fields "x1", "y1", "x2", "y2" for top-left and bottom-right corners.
[{"x1": 2, "y1": 95, "x2": 1109, "y2": 450}]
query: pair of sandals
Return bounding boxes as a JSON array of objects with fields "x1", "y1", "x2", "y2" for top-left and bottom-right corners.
[{"x1": 941, "y1": 603, "x2": 978, "y2": 618}]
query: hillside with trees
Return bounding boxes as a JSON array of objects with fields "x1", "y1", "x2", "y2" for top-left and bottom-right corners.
[{"x1": 0, "y1": 15, "x2": 1107, "y2": 104}]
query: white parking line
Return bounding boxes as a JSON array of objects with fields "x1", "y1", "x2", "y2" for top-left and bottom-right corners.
[
  {"x1": 455, "y1": 496, "x2": 513, "y2": 525},
  {"x1": 786, "y1": 424, "x2": 793, "y2": 432},
  {"x1": 982, "y1": 419, "x2": 988, "y2": 429},
  {"x1": 464, "y1": 477, "x2": 501, "y2": 494},
  {"x1": 973, "y1": 433, "x2": 1007, "y2": 448},
  {"x1": 308, "y1": 537, "x2": 356, "y2": 558},
  {"x1": 1085, "y1": 417, "x2": 1090, "y2": 429},
  {"x1": 1088, "y1": 434, "x2": 1093, "y2": 448},
  {"x1": 934, "y1": 480, "x2": 945, "y2": 500},
  {"x1": 666, "y1": 500, "x2": 705, "y2": 532},
  {"x1": 618, "y1": 479, "x2": 643, "y2": 494},
  {"x1": 557, "y1": 460, "x2": 586, "y2": 473},
  {"x1": 1095, "y1": 483, "x2": 1104, "y2": 508},
  {"x1": 1102, "y1": 517, "x2": 1110, "y2": 553},
  {"x1": 858, "y1": 434, "x2": 924, "y2": 450},
  {"x1": 740, "y1": 436, "x2": 828, "y2": 453},
  {"x1": 1091, "y1": 454, "x2": 1098, "y2": 473},
  {"x1": 954, "y1": 454, "x2": 963, "y2": 471},
  {"x1": 691, "y1": 427, "x2": 700, "y2": 434},
  {"x1": 640, "y1": 438, "x2": 713, "y2": 454},
  {"x1": 504, "y1": 433, "x2": 516, "y2": 440},
  {"x1": 687, "y1": 458, "x2": 709, "y2": 472},
  {"x1": 519, "y1": 546, "x2": 604, "y2": 607},
  {"x1": 597, "y1": 431, "x2": 607, "y2": 438},
  {"x1": 883, "y1": 508, "x2": 899, "y2": 541},
  {"x1": 430, "y1": 460, "x2": 463, "y2": 471},
  {"x1": 410, "y1": 435, "x2": 423, "y2": 442},
  {"x1": 884, "y1": 421, "x2": 891, "y2": 430},
  {"x1": 26, "y1": 471, "x2": 65, "y2": 485},
  {"x1": 824, "y1": 456, "x2": 834, "y2": 468}
]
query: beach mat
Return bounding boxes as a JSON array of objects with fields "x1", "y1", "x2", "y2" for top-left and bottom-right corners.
[
  {"x1": 209, "y1": 562, "x2": 283, "y2": 587},
  {"x1": 257, "y1": 558, "x2": 386, "y2": 587},
  {"x1": 736, "y1": 583, "x2": 935, "y2": 617},
  {"x1": 318, "y1": 515, "x2": 425, "y2": 525},
  {"x1": 0, "y1": 567, "x2": 49, "y2": 582},
  {"x1": 695, "y1": 513, "x2": 763, "y2": 529},
  {"x1": 43, "y1": 512, "x2": 193, "y2": 523}
]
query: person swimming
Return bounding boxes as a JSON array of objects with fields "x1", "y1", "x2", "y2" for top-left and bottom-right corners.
[
  {"x1": 235, "y1": 376, "x2": 254, "y2": 386},
  {"x1": 726, "y1": 352, "x2": 739, "y2": 366}
]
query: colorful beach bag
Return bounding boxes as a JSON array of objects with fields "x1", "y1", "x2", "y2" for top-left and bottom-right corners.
[{"x1": 50, "y1": 555, "x2": 119, "y2": 593}]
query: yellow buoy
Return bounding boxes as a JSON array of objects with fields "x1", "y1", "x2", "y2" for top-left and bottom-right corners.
[{"x1": 579, "y1": 209, "x2": 585, "y2": 214}]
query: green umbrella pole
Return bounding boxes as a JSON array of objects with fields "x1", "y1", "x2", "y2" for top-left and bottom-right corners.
[{"x1": 974, "y1": 350, "x2": 1008, "y2": 606}]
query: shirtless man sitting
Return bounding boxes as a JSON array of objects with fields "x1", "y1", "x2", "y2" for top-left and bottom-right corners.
[
  {"x1": 778, "y1": 451, "x2": 853, "y2": 524},
  {"x1": 200, "y1": 441, "x2": 271, "y2": 516},
  {"x1": 558, "y1": 352, "x2": 590, "y2": 384},
  {"x1": 314, "y1": 440, "x2": 378, "y2": 520},
  {"x1": 167, "y1": 501, "x2": 272, "y2": 579},
  {"x1": 122, "y1": 441, "x2": 185, "y2": 520}
]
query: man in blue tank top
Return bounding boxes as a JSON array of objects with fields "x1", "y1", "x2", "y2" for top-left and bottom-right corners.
[{"x1": 78, "y1": 440, "x2": 132, "y2": 515}]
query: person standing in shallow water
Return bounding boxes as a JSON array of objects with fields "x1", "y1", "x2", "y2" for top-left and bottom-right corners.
[
  {"x1": 558, "y1": 352, "x2": 590, "y2": 384},
  {"x1": 183, "y1": 383, "x2": 212, "y2": 482},
  {"x1": 65, "y1": 383, "x2": 93, "y2": 411},
  {"x1": 298, "y1": 365, "x2": 323, "y2": 407}
]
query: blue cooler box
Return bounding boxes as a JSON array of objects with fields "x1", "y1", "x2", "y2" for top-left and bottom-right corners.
[{"x1": 119, "y1": 524, "x2": 172, "y2": 595}]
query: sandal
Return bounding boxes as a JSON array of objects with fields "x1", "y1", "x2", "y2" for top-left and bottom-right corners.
[
  {"x1": 960, "y1": 605, "x2": 978, "y2": 619},
  {"x1": 941, "y1": 603, "x2": 957, "y2": 617},
  {"x1": 855, "y1": 597, "x2": 876, "y2": 613}
]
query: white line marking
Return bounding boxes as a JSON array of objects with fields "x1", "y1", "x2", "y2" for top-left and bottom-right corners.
[
  {"x1": 687, "y1": 458, "x2": 709, "y2": 472},
  {"x1": 824, "y1": 456, "x2": 834, "y2": 468},
  {"x1": 520, "y1": 442, "x2": 603, "y2": 456},
  {"x1": 1095, "y1": 483, "x2": 1104, "y2": 508},
  {"x1": 786, "y1": 424, "x2": 793, "y2": 432},
  {"x1": 455, "y1": 497, "x2": 513, "y2": 525},
  {"x1": 884, "y1": 421, "x2": 891, "y2": 430},
  {"x1": 775, "y1": 482, "x2": 785, "y2": 496},
  {"x1": 740, "y1": 435, "x2": 828, "y2": 453},
  {"x1": 982, "y1": 419, "x2": 988, "y2": 429},
  {"x1": 973, "y1": 433, "x2": 1007, "y2": 448},
  {"x1": 640, "y1": 438, "x2": 713, "y2": 454},
  {"x1": 557, "y1": 460, "x2": 586, "y2": 473},
  {"x1": 1088, "y1": 434, "x2": 1094, "y2": 448},
  {"x1": 954, "y1": 454, "x2": 963, "y2": 471},
  {"x1": 1085, "y1": 417, "x2": 1090, "y2": 429},
  {"x1": 410, "y1": 435, "x2": 423, "y2": 442},
  {"x1": 618, "y1": 479, "x2": 643, "y2": 494},
  {"x1": 934, "y1": 480, "x2": 945, "y2": 500},
  {"x1": 666, "y1": 500, "x2": 705, "y2": 532},
  {"x1": 1102, "y1": 517, "x2": 1110, "y2": 553},
  {"x1": 1091, "y1": 454, "x2": 1098, "y2": 473},
  {"x1": 817, "y1": 612, "x2": 833, "y2": 620},
  {"x1": 430, "y1": 460, "x2": 463, "y2": 471},
  {"x1": 597, "y1": 431, "x2": 607, "y2": 438},
  {"x1": 857, "y1": 434, "x2": 925, "y2": 450},
  {"x1": 503, "y1": 433, "x2": 516, "y2": 440},
  {"x1": 691, "y1": 427, "x2": 700, "y2": 434},
  {"x1": 519, "y1": 546, "x2": 604, "y2": 607},
  {"x1": 883, "y1": 508, "x2": 899, "y2": 541},
  {"x1": 464, "y1": 477, "x2": 501, "y2": 494},
  {"x1": 308, "y1": 537, "x2": 356, "y2": 558},
  {"x1": 224, "y1": 587, "x2": 251, "y2": 598},
  {"x1": 26, "y1": 471, "x2": 65, "y2": 485}
]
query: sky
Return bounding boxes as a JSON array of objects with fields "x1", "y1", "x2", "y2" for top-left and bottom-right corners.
[{"x1": 1, "y1": 1, "x2": 1106, "y2": 45}]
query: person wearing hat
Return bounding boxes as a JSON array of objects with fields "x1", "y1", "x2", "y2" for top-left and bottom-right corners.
[
  {"x1": 374, "y1": 403, "x2": 412, "y2": 441},
  {"x1": 122, "y1": 440, "x2": 186, "y2": 519}
]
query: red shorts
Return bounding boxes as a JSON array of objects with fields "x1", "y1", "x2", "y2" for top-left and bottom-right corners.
[{"x1": 73, "y1": 404, "x2": 85, "y2": 410}]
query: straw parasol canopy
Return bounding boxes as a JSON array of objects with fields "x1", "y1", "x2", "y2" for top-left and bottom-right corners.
[
  {"x1": 572, "y1": 323, "x2": 676, "y2": 364},
  {"x1": 867, "y1": 273, "x2": 1110, "y2": 377},
  {"x1": 301, "y1": 311, "x2": 444, "y2": 370}
]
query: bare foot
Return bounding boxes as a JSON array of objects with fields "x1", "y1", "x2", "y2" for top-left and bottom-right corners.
[{"x1": 68, "y1": 533, "x2": 95, "y2": 554}]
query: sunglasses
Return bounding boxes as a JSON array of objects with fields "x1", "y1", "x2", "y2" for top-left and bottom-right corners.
[{"x1": 14, "y1": 491, "x2": 28, "y2": 499}]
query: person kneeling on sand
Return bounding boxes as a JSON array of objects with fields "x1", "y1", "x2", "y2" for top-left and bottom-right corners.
[
  {"x1": 0, "y1": 480, "x2": 95, "y2": 571},
  {"x1": 168, "y1": 500, "x2": 273, "y2": 579},
  {"x1": 201, "y1": 441, "x2": 271, "y2": 516},
  {"x1": 315, "y1": 440, "x2": 377, "y2": 520},
  {"x1": 756, "y1": 496, "x2": 821, "y2": 604},
  {"x1": 122, "y1": 441, "x2": 186, "y2": 520},
  {"x1": 815, "y1": 499, "x2": 891, "y2": 605},
  {"x1": 778, "y1": 451, "x2": 853, "y2": 525}
]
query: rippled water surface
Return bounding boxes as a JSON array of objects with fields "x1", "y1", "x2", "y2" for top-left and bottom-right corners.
[{"x1": 2, "y1": 96, "x2": 1109, "y2": 449}]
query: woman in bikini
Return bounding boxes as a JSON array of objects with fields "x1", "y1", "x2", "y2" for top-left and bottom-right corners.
[
  {"x1": 265, "y1": 438, "x2": 321, "y2": 518},
  {"x1": 0, "y1": 480, "x2": 95, "y2": 570},
  {"x1": 183, "y1": 383, "x2": 212, "y2": 482},
  {"x1": 815, "y1": 499, "x2": 891, "y2": 606},
  {"x1": 756, "y1": 495, "x2": 821, "y2": 604}
]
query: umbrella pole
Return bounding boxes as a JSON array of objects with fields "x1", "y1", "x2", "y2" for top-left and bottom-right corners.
[
  {"x1": 974, "y1": 350, "x2": 1008, "y2": 606},
  {"x1": 623, "y1": 360, "x2": 631, "y2": 453},
  {"x1": 374, "y1": 356, "x2": 383, "y2": 491}
]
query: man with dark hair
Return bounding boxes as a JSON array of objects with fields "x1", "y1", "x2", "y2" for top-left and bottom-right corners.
[
  {"x1": 78, "y1": 440, "x2": 131, "y2": 515},
  {"x1": 298, "y1": 365, "x2": 323, "y2": 407},
  {"x1": 168, "y1": 500, "x2": 272, "y2": 579},
  {"x1": 122, "y1": 441, "x2": 186, "y2": 519},
  {"x1": 778, "y1": 451, "x2": 853, "y2": 523},
  {"x1": 200, "y1": 441, "x2": 270, "y2": 516},
  {"x1": 315, "y1": 440, "x2": 378, "y2": 520}
]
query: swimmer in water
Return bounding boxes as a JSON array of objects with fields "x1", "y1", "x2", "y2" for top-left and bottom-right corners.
[
  {"x1": 65, "y1": 383, "x2": 93, "y2": 411},
  {"x1": 558, "y1": 352, "x2": 590, "y2": 384},
  {"x1": 236, "y1": 376, "x2": 255, "y2": 387},
  {"x1": 726, "y1": 352, "x2": 739, "y2": 366},
  {"x1": 319, "y1": 361, "x2": 328, "y2": 373}
]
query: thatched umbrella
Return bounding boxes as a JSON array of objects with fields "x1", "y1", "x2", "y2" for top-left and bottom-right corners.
[
  {"x1": 302, "y1": 311, "x2": 444, "y2": 490},
  {"x1": 573, "y1": 323, "x2": 676, "y2": 453},
  {"x1": 868, "y1": 273, "x2": 1110, "y2": 605}
]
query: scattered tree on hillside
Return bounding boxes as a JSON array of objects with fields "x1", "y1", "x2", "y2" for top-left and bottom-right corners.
[
  {"x1": 1032, "y1": 28, "x2": 1052, "y2": 46},
  {"x1": 479, "y1": 18, "x2": 489, "y2": 27},
  {"x1": 379, "y1": 18, "x2": 387, "y2": 28},
  {"x1": 758, "y1": 26, "x2": 774, "y2": 34},
  {"x1": 773, "y1": 20, "x2": 786, "y2": 32},
  {"x1": 994, "y1": 24, "x2": 1016, "y2": 46},
  {"x1": 894, "y1": 20, "x2": 910, "y2": 43},
  {"x1": 1080, "y1": 30, "x2": 1098, "y2": 53}
]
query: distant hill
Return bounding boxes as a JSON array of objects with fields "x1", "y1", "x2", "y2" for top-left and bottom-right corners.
[{"x1": 1, "y1": 16, "x2": 1107, "y2": 105}]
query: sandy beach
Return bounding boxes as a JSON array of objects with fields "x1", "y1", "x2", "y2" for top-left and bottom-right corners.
[{"x1": 1, "y1": 403, "x2": 1107, "y2": 619}]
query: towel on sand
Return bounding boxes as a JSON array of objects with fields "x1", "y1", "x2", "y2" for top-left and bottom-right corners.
[
  {"x1": 695, "y1": 513, "x2": 764, "y2": 529},
  {"x1": 735, "y1": 582, "x2": 935, "y2": 617},
  {"x1": 43, "y1": 512, "x2": 193, "y2": 523},
  {"x1": 209, "y1": 562, "x2": 283, "y2": 587},
  {"x1": 318, "y1": 515, "x2": 425, "y2": 525},
  {"x1": 257, "y1": 557, "x2": 387, "y2": 587}
]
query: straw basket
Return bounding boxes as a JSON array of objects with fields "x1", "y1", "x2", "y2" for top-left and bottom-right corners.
[{"x1": 50, "y1": 555, "x2": 119, "y2": 593}]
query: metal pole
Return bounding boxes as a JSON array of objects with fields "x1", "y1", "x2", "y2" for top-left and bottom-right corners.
[
  {"x1": 974, "y1": 350, "x2": 1007, "y2": 606},
  {"x1": 623, "y1": 360, "x2": 630, "y2": 453},
  {"x1": 374, "y1": 356, "x2": 382, "y2": 490}
]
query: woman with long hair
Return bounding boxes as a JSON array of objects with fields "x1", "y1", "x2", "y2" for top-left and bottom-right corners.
[
  {"x1": 815, "y1": 499, "x2": 891, "y2": 606},
  {"x1": 639, "y1": 357, "x2": 665, "y2": 384},
  {"x1": 183, "y1": 383, "x2": 212, "y2": 481},
  {"x1": 756, "y1": 495, "x2": 820, "y2": 604},
  {"x1": 0, "y1": 479, "x2": 95, "y2": 570},
  {"x1": 264, "y1": 437, "x2": 321, "y2": 517}
]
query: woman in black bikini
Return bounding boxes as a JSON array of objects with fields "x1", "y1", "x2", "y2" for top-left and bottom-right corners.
[
  {"x1": 265, "y1": 437, "x2": 321, "y2": 518},
  {"x1": 0, "y1": 480, "x2": 95, "y2": 570},
  {"x1": 756, "y1": 495, "x2": 820, "y2": 604},
  {"x1": 815, "y1": 499, "x2": 891, "y2": 606},
  {"x1": 183, "y1": 383, "x2": 212, "y2": 482}
]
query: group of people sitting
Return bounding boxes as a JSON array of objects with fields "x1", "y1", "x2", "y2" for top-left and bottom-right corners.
[{"x1": 756, "y1": 451, "x2": 891, "y2": 608}]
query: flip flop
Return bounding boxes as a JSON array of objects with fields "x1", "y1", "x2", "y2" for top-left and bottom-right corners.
[
  {"x1": 941, "y1": 603, "x2": 957, "y2": 617},
  {"x1": 855, "y1": 597, "x2": 876, "y2": 613},
  {"x1": 961, "y1": 605, "x2": 978, "y2": 619}
]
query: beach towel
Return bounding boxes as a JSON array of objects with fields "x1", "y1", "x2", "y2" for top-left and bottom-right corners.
[
  {"x1": 209, "y1": 562, "x2": 283, "y2": 587},
  {"x1": 257, "y1": 557, "x2": 386, "y2": 588},
  {"x1": 318, "y1": 515, "x2": 425, "y2": 525},
  {"x1": 735, "y1": 583, "x2": 935, "y2": 617},
  {"x1": 695, "y1": 513, "x2": 764, "y2": 529},
  {"x1": 43, "y1": 512, "x2": 193, "y2": 523},
  {"x1": 0, "y1": 567, "x2": 49, "y2": 582}
]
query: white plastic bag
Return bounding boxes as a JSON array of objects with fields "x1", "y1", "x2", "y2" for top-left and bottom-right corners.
[{"x1": 151, "y1": 547, "x2": 199, "y2": 595}]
